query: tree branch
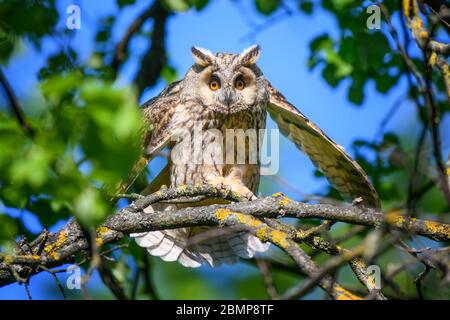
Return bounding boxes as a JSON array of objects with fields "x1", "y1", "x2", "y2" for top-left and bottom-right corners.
[{"x1": 1, "y1": 186, "x2": 449, "y2": 299}]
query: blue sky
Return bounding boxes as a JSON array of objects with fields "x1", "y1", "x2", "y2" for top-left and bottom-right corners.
[{"x1": 1, "y1": 0, "x2": 447, "y2": 299}]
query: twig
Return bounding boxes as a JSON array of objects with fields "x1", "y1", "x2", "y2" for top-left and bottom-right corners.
[
  {"x1": 141, "y1": 254, "x2": 159, "y2": 300},
  {"x1": 38, "y1": 265, "x2": 67, "y2": 299},
  {"x1": 111, "y1": 2, "x2": 162, "y2": 70},
  {"x1": 97, "y1": 256, "x2": 128, "y2": 300},
  {"x1": 0, "y1": 68, "x2": 34, "y2": 136},
  {"x1": 414, "y1": 265, "x2": 432, "y2": 299},
  {"x1": 282, "y1": 245, "x2": 364, "y2": 300},
  {"x1": 407, "y1": 124, "x2": 428, "y2": 214},
  {"x1": 255, "y1": 258, "x2": 279, "y2": 299}
]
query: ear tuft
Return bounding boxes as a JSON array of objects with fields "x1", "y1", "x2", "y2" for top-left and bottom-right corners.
[
  {"x1": 191, "y1": 46, "x2": 215, "y2": 67},
  {"x1": 239, "y1": 44, "x2": 261, "y2": 66}
]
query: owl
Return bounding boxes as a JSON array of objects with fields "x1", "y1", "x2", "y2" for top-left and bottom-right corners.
[{"x1": 122, "y1": 45, "x2": 380, "y2": 268}]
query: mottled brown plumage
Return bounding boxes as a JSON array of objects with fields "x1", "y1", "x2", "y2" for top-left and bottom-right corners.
[
  {"x1": 266, "y1": 83, "x2": 380, "y2": 208},
  {"x1": 125, "y1": 45, "x2": 380, "y2": 268}
]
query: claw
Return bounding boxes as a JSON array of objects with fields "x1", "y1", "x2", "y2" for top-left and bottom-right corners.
[
  {"x1": 208, "y1": 177, "x2": 255, "y2": 201},
  {"x1": 242, "y1": 190, "x2": 257, "y2": 201},
  {"x1": 248, "y1": 193, "x2": 257, "y2": 201},
  {"x1": 220, "y1": 182, "x2": 231, "y2": 191}
]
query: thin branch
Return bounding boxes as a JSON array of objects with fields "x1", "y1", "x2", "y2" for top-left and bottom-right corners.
[
  {"x1": 97, "y1": 256, "x2": 128, "y2": 300},
  {"x1": 0, "y1": 68, "x2": 34, "y2": 136},
  {"x1": 255, "y1": 258, "x2": 279, "y2": 300},
  {"x1": 141, "y1": 254, "x2": 159, "y2": 300},
  {"x1": 414, "y1": 265, "x2": 432, "y2": 299},
  {"x1": 111, "y1": 2, "x2": 162, "y2": 71}
]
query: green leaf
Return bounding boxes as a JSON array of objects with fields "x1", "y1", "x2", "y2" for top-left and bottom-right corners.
[
  {"x1": 73, "y1": 187, "x2": 108, "y2": 227},
  {"x1": 374, "y1": 73, "x2": 399, "y2": 93},
  {"x1": 255, "y1": 0, "x2": 280, "y2": 15},
  {"x1": 322, "y1": 64, "x2": 340, "y2": 87},
  {"x1": 161, "y1": 0, "x2": 192, "y2": 12},
  {"x1": 299, "y1": 0, "x2": 313, "y2": 14},
  {"x1": 161, "y1": 65, "x2": 178, "y2": 84},
  {"x1": 310, "y1": 34, "x2": 332, "y2": 52},
  {"x1": 10, "y1": 145, "x2": 52, "y2": 188},
  {"x1": 326, "y1": 0, "x2": 358, "y2": 11},
  {"x1": 0, "y1": 215, "x2": 19, "y2": 243},
  {"x1": 117, "y1": 0, "x2": 136, "y2": 7},
  {"x1": 348, "y1": 80, "x2": 365, "y2": 105},
  {"x1": 189, "y1": 0, "x2": 209, "y2": 10},
  {"x1": 28, "y1": 198, "x2": 71, "y2": 228}
]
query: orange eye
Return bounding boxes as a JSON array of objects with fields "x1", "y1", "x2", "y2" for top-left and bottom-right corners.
[
  {"x1": 209, "y1": 78, "x2": 221, "y2": 91},
  {"x1": 235, "y1": 78, "x2": 245, "y2": 90}
]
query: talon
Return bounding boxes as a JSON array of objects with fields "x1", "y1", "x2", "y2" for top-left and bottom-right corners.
[
  {"x1": 246, "y1": 192, "x2": 257, "y2": 201},
  {"x1": 215, "y1": 182, "x2": 231, "y2": 193},
  {"x1": 241, "y1": 189, "x2": 257, "y2": 201}
]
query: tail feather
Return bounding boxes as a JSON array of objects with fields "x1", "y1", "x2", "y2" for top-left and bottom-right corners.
[
  {"x1": 228, "y1": 232, "x2": 254, "y2": 258},
  {"x1": 131, "y1": 206, "x2": 270, "y2": 268},
  {"x1": 133, "y1": 231, "x2": 164, "y2": 248},
  {"x1": 207, "y1": 239, "x2": 239, "y2": 266},
  {"x1": 191, "y1": 244, "x2": 215, "y2": 266},
  {"x1": 159, "y1": 229, "x2": 188, "y2": 262},
  {"x1": 247, "y1": 234, "x2": 271, "y2": 252},
  {"x1": 178, "y1": 251, "x2": 202, "y2": 268}
]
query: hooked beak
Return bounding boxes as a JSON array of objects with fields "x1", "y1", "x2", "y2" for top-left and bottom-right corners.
[{"x1": 219, "y1": 88, "x2": 236, "y2": 107}]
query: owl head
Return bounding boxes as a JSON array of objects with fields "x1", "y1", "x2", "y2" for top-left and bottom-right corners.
[{"x1": 181, "y1": 45, "x2": 269, "y2": 114}]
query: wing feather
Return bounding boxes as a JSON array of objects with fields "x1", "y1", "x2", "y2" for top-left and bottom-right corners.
[
  {"x1": 267, "y1": 81, "x2": 380, "y2": 208},
  {"x1": 115, "y1": 81, "x2": 182, "y2": 194}
]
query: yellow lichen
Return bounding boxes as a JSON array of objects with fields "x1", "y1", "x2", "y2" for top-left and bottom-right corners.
[
  {"x1": 295, "y1": 229, "x2": 308, "y2": 240},
  {"x1": 94, "y1": 226, "x2": 111, "y2": 247},
  {"x1": 403, "y1": 0, "x2": 410, "y2": 18},
  {"x1": 255, "y1": 226, "x2": 269, "y2": 241},
  {"x1": 334, "y1": 285, "x2": 363, "y2": 300},
  {"x1": 50, "y1": 252, "x2": 60, "y2": 261},
  {"x1": 270, "y1": 230, "x2": 289, "y2": 248},
  {"x1": 385, "y1": 209, "x2": 402, "y2": 224},
  {"x1": 272, "y1": 192, "x2": 283, "y2": 198},
  {"x1": 97, "y1": 226, "x2": 111, "y2": 236},
  {"x1": 424, "y1": 220, "x2": 450, "y2": 238},
  {"x1": 2, "y1": 255, "x2": 13, "y2": 264},
  {"x1": 55, "y1": 230, "x2": 67, "y2": 247},
  {"x1": 44, "y1": 230, "x2": 67, "y2": 254},
  {"x1": 419, "y1": 30, "x2": 428, "y2": 39},
  {"x1": 15, "y1": 255, "x2": 41, "y2": 261},
  {"x1": 278, "y1": 196, "x2": 290, "y2": 206},
  {"x1": 237, "y1": 213, "x2": 263, "y2": 227},
  {"x1": 430, "y1": 52, "x2": 437, "y2": 67},
  {"x1": 95, "y1": 237, "x2": 104, "y2": 247},
  {"x1": 215, "y1": 208, "x2": 231, "y2": 222},
  {"x1": 385, "y1": 209, "x2": 416, "y2": 228}
]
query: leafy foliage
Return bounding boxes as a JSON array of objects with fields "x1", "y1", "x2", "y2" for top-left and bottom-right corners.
[{"x1": 0, "y1": 72, "x2": 142, "y2": 229}]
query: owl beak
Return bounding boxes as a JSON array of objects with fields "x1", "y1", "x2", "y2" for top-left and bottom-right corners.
[{"x1": 220, "y1": 89, "x2": 236, "y2": 107}]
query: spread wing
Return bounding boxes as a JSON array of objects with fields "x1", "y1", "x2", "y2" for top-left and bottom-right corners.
[
  {"x1": 115, "y1": 81, "x2": 182, "y2": 194},
  {"x1": 267, "y1": 82, "x2": 380, "y2": 208}
]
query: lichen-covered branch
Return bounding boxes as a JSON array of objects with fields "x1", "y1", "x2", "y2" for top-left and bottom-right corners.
[
  {"x1": 1, "y1": 185, "x2": 449, "y2": 299},
  {"x1": 402, "y1": 0, "x2": 450, "y2": 206}
]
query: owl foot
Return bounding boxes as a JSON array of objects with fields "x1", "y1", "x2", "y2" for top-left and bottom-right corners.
[{"x1": 209, "y1": 177, "x2": 257, "y2": 201}]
